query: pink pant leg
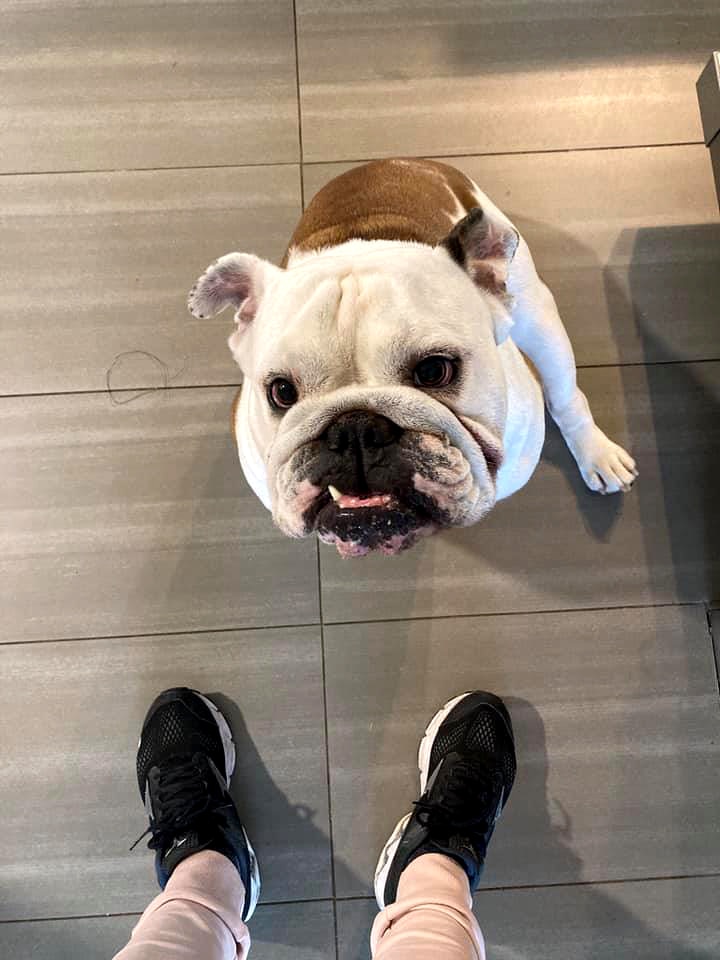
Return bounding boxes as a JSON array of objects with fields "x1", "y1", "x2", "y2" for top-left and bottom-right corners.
[
  {"x1": 370, "y1": 853, "x2": 485, "y2": 960},
  {"x1": 113, "y1": 851, "x2": 251, "y2": 960}
]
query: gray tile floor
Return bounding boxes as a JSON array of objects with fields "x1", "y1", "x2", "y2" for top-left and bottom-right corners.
[{"x1": 1, "y1": 4, "x2": 719, "y2": 958}]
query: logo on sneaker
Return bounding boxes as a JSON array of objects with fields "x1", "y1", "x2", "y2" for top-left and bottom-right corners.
[
  {"x1": 492, "y1": 786, "x2": 505, "y2": 823},
  {"x1": 144, "y1": 783, "x2": 153, "y2": 820},
  {"x1": 166, "y1": 835, "x2": 192, "y2": 856},
  {"x1": 424, "y1": 760, "x2": 442, "y2": 794}
]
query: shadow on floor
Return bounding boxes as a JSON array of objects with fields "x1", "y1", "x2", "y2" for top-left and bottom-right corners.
[
  {"x1": 616, "y1": 223, "x2": 720, "y2": 607},
  {"x1": 444, "y1": 213, "x2": 720, "y2": 608},
  {"x1": 337, "y1": 699, "x2": 717, "y2": 960},
  {"x1": 212, "y1": 692, "x2": 363, "y2": 955},
  {"x1": 442, "y1": 3, "x2": 718, "y2": 71}
]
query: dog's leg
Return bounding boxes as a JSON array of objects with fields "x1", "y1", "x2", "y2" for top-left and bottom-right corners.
[{"x1": 508, "y1": 241, "x2": 637, "y2": 493}]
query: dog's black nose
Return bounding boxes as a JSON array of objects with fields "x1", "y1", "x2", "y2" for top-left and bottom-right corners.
[{"x1": 323, "y1": 411, "x2": 403, "y2": 455}]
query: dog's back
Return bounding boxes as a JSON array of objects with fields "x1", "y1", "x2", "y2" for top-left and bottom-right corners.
[{"x1": 283, "y1": 158, "x2": 481, "y2": 265}]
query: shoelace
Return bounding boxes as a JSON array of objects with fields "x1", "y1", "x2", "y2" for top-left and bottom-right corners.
[
  {"x1": 130, "y1": 753, "x2": 213, "y2": 852},
  {"x1": 414, "y1": 758, "x2": 502, "y2": 836}
]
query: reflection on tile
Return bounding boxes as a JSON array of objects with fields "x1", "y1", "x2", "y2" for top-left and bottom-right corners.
[
  {"x1": 337, "y1": 876, "x2": 720, "y2": 960},
  {"x1": 3, "y1": 0, "x2": 298, "y2": 173},
  {"x1": 297, "y1": 0, "x2": 718, "y2": 159},
  {"x1": 0, "y1": 900, "x2": 336, "y2": 960},
  {"x1": 304, "y1": 145, "x2": 720, "y2": 366},
  {"x1": 0, "y1": 628, "x2": 330, "y2": 919},
  {"x1": 0, "y1": 165, "x2": 300, "y2": 395},
  {"x1": 325, "y1": 606, "x2": 720, "y2": 897},
  {"x1": 1, "y1": 388, "x2": 318, "y2": 641},
  {"x1": 320, "y1": 363, "x2": 720, "y2": 622}
]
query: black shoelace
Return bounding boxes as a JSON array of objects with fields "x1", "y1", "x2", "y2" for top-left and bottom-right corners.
[
  {"x1": 414, "y1": 758, "x2": 503, "y2": 838},
  {"x1": 130, "y1": 753, "x2": 213, "y2": 852}
]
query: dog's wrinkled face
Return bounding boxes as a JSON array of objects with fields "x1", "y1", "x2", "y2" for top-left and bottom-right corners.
[{"x1": 189, "y1": 217, "x2": 518, "y2": 556}]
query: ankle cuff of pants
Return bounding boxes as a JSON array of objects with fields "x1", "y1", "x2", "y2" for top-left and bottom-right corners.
[
  {"x1": 142, "y1": 850, "x2": 249, "y2": 944},
  {"x1": 370, "y1": 853, "x2": 485, "y2": 960}
]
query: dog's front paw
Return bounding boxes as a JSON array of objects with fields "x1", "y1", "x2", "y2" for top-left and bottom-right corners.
[{"x1": 571, "y1": 427, "x2": 638, "y2": 495}]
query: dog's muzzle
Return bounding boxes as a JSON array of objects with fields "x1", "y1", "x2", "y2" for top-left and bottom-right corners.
[{"x1": 297, "y1": 410, "x2": 454, "y2": 557}]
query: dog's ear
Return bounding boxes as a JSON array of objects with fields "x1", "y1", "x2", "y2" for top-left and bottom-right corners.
[
  {"x1": 188, "y1": 252, "x2": 282, "y2": 334},
  {"x1": 440, "y1": 207, "x2": 519, "y2": 344}
]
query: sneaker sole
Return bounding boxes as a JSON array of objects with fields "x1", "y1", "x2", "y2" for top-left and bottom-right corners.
[
  {"x1": 195, "y1": 693, "x2": 237, "y2": 784},
  {"x1": 196, "y1": 693, "x2": 261, "y2": 922},
  {"x1": 373, "y1": 812, "x2": 412, "y2": 909},
  {"x1": 373, "y1": 691, "x2": 513, "y2": 909}
]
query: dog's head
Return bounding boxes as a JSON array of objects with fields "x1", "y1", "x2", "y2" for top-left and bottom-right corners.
[{"x1": 189, "y1": 208, "x2": 518, "y2": 556}]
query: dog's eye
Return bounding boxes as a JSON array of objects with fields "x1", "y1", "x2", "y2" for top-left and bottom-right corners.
[
  {"x1": 413, "y1": 356, "x2": 457, "y2": 389},
  {"x1": 267, "y1": 377, "x2": 298, "y2": 410}
]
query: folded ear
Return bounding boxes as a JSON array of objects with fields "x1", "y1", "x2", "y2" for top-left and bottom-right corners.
[
  {"x1": 440, "y1": 207, "x2": 519, "y2": 344},
  {"x1": 188, "y1": 252, "x2": 281, "y2": 333}
]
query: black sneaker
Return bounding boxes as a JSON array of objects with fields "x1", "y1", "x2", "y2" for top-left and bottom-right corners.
[
  {"x1": 134, "y1": 687, "x2": 261, "y2": 920},
  {"x1": 374, "y1": 691, "x2": 516, "y2": 908}
]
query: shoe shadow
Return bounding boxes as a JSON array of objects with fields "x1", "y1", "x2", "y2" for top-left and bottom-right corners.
[
  {"x1": 482, "y1": 699, "x2": 717, "y2": 959},
  {"x1": 338, "y1": 699, "x2": 718, "y2": 960},
  {"x1": 210, "y1": 692, "x2": 363, "y2": 955}
]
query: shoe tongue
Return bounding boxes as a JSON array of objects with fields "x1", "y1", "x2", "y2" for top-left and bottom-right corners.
[
  {"x1": 157, "y1": 751, "x2": 203, "y2": 776},
  {"x1": 436, "y1": 753, "x2": 500, "y2": 814}
]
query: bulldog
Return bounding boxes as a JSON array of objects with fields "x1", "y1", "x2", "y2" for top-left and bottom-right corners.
[{"x1": 188, "y1": 158, "x2": 637, "y2": 557}]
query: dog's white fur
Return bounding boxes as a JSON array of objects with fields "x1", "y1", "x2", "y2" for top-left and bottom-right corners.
[{"x1": 189, "y1": 169, "x2": 636, "y2": 554}]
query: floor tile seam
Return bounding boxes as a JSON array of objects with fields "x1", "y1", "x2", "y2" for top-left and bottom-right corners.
[
  {"x1": 706, "y1": 606, "x2": 720, "y2": 699},
  {"x1": 0, "y1": 140, "x2": 703, "y2": 180},
  {"x1": 0, "y1": 896, "x2": 338, "y2": 925},
  {"x1": 320, "y1": 601, "x2": 707, "y2": 631},
  {"x1": 333, "y1": 869, "x2": 720, "y2": 903},
  {"x1": 0, "y1": 604, "x2": 707, "y2": 648},
  {"x1": 303, "y1": 140, "x2": 704, "y2": 167},
  {"x1": 0, "y1": 619, "x2": 322, "y2": 648},
  {"x1": 290, "y1": 0, "x2": 306, "y2": 213},
  {"x1": 316, "y1": 535, "x2": 339, "y2": 914},
  {"x1": 6, "y1": 871, "x2": 720, "y2": 925},
  {"x1": 0, "y1": 160, "x2": 301, "y2": 178},
  {"x1": 1, "y1": 602, "x2": 705, "y2": 649},
  {"x1": 4, "y1": 357, "x2": 719, "y2": 403}
]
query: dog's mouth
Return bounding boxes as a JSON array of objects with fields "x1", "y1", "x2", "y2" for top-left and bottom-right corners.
[{"x1": 304, "y1": 484, "x2": 445, "y2": 557}]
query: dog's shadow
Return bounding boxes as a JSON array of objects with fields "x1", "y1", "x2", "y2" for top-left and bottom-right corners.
[{"x1": 403, "y1": 213, "x2": 720, "y2": 611}]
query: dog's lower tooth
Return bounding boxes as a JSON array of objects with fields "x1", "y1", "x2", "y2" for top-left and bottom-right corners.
[{"x1": 328, "y1": 485, "x2": 341, "y2": 502}]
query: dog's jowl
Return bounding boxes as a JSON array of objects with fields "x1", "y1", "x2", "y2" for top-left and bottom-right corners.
[{"x1": 189, "y1": 158, "x2": 637, "y2": 557}]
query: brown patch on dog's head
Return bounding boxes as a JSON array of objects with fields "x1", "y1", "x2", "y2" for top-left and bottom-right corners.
[{"x1": 283, "y1": 158, "x2": 485, "y2": 265}]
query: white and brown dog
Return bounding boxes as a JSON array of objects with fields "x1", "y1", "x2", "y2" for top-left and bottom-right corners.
[{"x1": 189, "y1": 159, "x2": 637, "y2": 558}]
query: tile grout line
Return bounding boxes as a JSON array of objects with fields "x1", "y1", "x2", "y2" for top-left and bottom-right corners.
[
  {"x1": 0, "y1": 896, "x2": 334, "y2": 926},
  {"x1": 0, "y1": 601, "x2": 706, "y2": 649},
  {"x1": 290, "y1": 0, "x2": 306, "y2": 213},
  {"x1": 0, "y1": 160, "x2": 301, "y2": 178},
  {"x1": 320, "y1": 600, "x2": 706, "y2": 629},
  {"x1": 1, "y1": 382, "x2": 243, "y2": 401},
  {"x1": 3, "y1": 357, "x2": 720, "y2": 403},
  {"x1": 0, "y1": 619, "x2": 322, "y2": 648},
  {"x1": 315, "y1": 534, "x2": 341, "y2": 959},
  {"x1": 0, "y1": 140, "x2": 703, "y2": 180},
  {"x1": 706, "y1": 606, "x2": 720, "y2": 701},
  {"x1": 331, "y1": 869, "x2": 720, "y2": 901},
  {"x1": 7, "y1": 869, "x2": 720, "y2": 925},
  {"x1": 303, "y1": 140, "x2": 704, "y2": 167}
]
